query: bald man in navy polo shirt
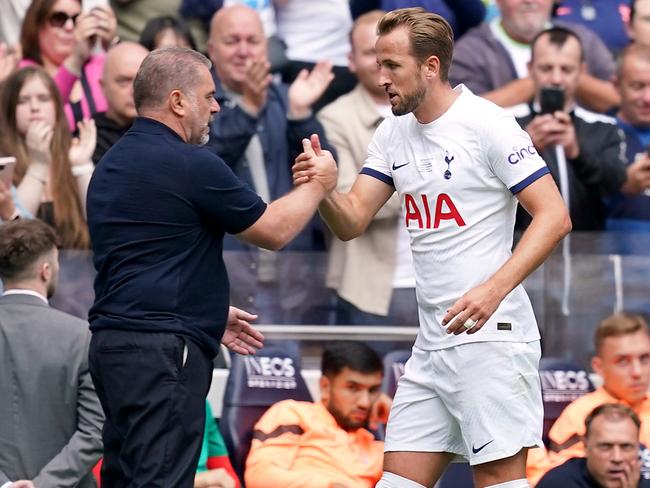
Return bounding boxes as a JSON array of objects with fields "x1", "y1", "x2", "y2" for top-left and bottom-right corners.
[{"x1": 86, "y1": 47, "x2": 336, "y2": 488}]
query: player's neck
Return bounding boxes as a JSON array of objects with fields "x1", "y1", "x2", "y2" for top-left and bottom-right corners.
[{"x1": 413, "y1": 83, "x2": 459, "y2": 125}]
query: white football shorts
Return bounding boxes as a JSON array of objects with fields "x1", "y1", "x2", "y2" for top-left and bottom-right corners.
[{"x1": 384, "y1": 340, "x2": 543, "y2": 465}]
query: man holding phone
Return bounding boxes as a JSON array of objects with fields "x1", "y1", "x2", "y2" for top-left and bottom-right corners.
[{"x1": 516, "y1": 26, "x2": 627, "y2": 231}]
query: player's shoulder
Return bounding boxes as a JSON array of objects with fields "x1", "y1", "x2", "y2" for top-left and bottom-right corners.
[{"x1": 455, "y1": 85, "x2": 514, "y2": 127}]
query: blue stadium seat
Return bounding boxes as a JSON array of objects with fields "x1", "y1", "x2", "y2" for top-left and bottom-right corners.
[
  {"x1": 219, "y1": 342, "x2": 313, "y2": 481},
  {"x1": 539, "y1": 356, "x2": 595, "y2": 445},
  {"x1": 381, "y1": 348, "x2": 412, "y2": 398}
]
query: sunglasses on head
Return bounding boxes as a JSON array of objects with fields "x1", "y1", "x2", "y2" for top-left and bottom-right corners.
[{"x1": 47, "y1": 11, "x2": 80, "y2": 28}]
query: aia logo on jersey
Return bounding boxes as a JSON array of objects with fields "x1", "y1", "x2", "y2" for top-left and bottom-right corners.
[
  {"x1": 507, "y1": 144, "x2": 537, "y2": 165},
  {"x1": 404, "y1": 193, "x2": 466, "y2": 229}
]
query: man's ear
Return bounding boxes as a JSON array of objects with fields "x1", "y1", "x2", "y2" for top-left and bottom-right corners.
[
  {"x1": 424, "y1": 55, "x2": 440, "y2": 80},
  {"x1": 39, "y1": 259, "x2": 51, "y2": 284},
  {"x1": 319, "y1": 374, "x2": 331, "y2": 402},
  {"x1": 591, "y1": 355, "x2": 603, "y2": 377},
  {"x1": 169, "y1": 89, "x2": 185, "y2": 116}
]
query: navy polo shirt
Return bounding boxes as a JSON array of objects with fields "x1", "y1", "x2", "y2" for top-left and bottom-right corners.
[{"x1": 87, "y1": 117, "x2": 266, "y2": 356}]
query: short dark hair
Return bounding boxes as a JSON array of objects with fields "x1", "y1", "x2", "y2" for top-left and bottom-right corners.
[
  {"x1": 139, "y1": 15, "x2": 197, "y2": 51},
  {"x1": 133, "y1": 47, "x2": 211, "y2": 112},
  {"x1": 0, "y1": 220, "x2": 58, "y2": 281},
  {"x1": 377, "y1": 7, "x2": 454, "y2": 81},
  {"x1": 531, "y1": 26, "x2": 584, "y2": 62},
  {"x1": 585, "y1": 403, "x2": 641, "y2": 437},
  {"x1": 321, "y1": 341, "x2": 383, "y2": 378}
]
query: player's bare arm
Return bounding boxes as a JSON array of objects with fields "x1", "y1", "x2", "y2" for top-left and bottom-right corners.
[
  {"x1": 443, "y1": 173, "x2": 571, "y2": 335},
  {"x1": 293, "y1": 134, "x2": 394, "y2": 241}
]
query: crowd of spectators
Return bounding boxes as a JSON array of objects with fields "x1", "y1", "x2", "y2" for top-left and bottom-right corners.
[{"x1": 1, "y1": 0, "x2": 650, "y2": 486}]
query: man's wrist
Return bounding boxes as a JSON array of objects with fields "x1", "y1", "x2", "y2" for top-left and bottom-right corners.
[{"x1": 71, "y1": 162, "x2": 94, "y2": 177}]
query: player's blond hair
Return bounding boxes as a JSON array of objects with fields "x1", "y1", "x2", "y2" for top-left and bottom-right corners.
[{"x1": 376, "y1": 7, "x2": 454, "y2": 81}]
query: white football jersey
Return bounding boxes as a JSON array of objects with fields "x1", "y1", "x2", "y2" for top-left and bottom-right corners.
[{"x1": 362, "y1": 85, "x2": 549, "y2": 350}]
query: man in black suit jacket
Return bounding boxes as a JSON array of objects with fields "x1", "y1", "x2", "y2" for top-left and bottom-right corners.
[{"x1": 0, "y1": 219, "x2": 104, "y2": 488}]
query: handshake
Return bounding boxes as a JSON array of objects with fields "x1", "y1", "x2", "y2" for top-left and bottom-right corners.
[{"x1": 292, "y1": 134, "x2": 338, "y2": 194}]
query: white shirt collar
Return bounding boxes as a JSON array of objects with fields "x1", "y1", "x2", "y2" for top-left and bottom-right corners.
[{"x1": 2, "y1": 288, "x2": 49, "y2": 305}]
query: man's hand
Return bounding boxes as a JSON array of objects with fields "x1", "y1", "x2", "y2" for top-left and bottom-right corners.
[
  {"x1": 288, "y1": 59, "x2": 334, "y2": 118},
  {"x1": 221, "y1": 306, "x2": 264, "y2": 355},
  {"x1": 610, "y1": 455, "x2": 641, "y2": 488},
  {"x1": 194, "y1": 468, "x2": 237, "y2": 488},
  {"x1": 241, "y1": 59, "x2": 272, "y2": 115},
  {"x1": 292, "y1": 134, "x2": 337, "y2": 193},
  {"x1": 442, "y1": 279, "x2": 508, "y2": 335},
  {"x1": 622, "y1": 153, "x2": 650, "y2": 195},
  {"x1": 9, "y1": 481, "x2": 35, "y2": 488},
  {"x1": 526, "y1": 111, "x2": 579, "y2": 159},
  {"x1": 369, "y1": 393, "x2": 392, "y2": 431}
]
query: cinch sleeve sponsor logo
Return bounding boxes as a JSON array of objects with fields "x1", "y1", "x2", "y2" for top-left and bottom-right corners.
[{"x1": 507, "y1": 144, "x2": 537, "y2": 165}]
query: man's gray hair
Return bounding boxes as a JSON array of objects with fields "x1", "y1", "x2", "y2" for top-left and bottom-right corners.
[{"x1": 133, "y1": 47, "x2": 212, "y2": 112}]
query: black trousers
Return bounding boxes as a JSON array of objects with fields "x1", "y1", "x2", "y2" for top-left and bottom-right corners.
[{"x1": 89, "y1": 330, "x2": 213, "y2": 488}]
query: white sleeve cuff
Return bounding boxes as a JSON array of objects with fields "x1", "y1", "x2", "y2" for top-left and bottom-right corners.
[{"x1": 2, "y1": 481, "x2": 14, "y2": 488}]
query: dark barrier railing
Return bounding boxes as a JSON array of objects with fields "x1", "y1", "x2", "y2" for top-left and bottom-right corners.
[{"x1": 49, "y1": 231, "x2": 650, "y2": 369}]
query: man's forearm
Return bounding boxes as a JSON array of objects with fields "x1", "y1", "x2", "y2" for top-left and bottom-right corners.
[
  {"x1": 482, "y1": 78, "x2": 535, "y2": 108},
  {"x1": 319, "y1": 191, "x2": 366, "y2": 241},
  {"x1": 488, "y1": 205, "x2": 570, "y2": 297}
]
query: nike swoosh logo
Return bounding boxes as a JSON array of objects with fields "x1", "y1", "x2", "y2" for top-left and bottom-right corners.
[
  {"x1": 392, "y1": 161, "x2": 409, "y2": 170},
  {"x1": 472, "y1": 439, "x2": 494, "y2": 454}
]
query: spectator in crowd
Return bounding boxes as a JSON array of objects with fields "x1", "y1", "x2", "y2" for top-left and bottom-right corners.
[
  {"x1": 627, "y1": 0, "x2": 650, "y2": 48},
  {"x1": 92, "y1": 41, "x2": 148, "y2": 164},
  {"x1": 553, "y1": 0, "x2": 631, "y2": 55},
  {"x1": 350, "y1": 0, "x2": 485, "y2": 39},
  {"x1": 139, "y1": 15, "x2": 197, "y2": 51},
  {"x1": 537, "y1": 403, "x2": 650, "y2": 488},
  {"x1": 275, "y1": 0, "x2": 357, "y2": 111},
  {"x1": 528, "y1": 312, "x2": 650, "y2": 484},
  {"x1": 317, "y1": 10, "x2": 418, "y2": 328},
  {"x1": 206, "y1": 5, "x2": 335, "y2": 323},
  {"x1": 195, "y1": 401, "x2": 239, "y2": 488},
  {"x1": 0, "y1": 66, "x2": 95, "y2": 249},
  {"x1": 449, "y1": 0, "x2": 619, "y2": 113},
  {"x1": 245, "y1": 341, "x2": 385, "y2": 488},
  {"x1": 19, "y1": 0, "x2": 117, "y2": 130},
  {"x1": 516, "y1": 27, "x2": 627, "y2": 231},
  {"x1": 610, "y1": 43, "x2": 650, "y2": 232},
  {"x1": 0, "y1": 219, "x2": 104, "y2": 488}
]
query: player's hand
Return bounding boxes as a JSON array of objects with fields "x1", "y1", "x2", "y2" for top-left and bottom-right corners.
[
  {"x1": 368, "y1": 392, "x2": 392, "y2": 431},
  {"x1": 292, "y1": 134, "x2": 337, "y2": 192},
  {"x1": 241, "y1": 59, "x2": 272, "y2": 115},
  {"x1": 288, "y1": 59, "x2": 334, "y2": 118},
  {"x1": 221, "y1": 306, "x2": 264, "y2": 355},
  {"x1": 442, "y1": 280, "x2": 506, "y2": 335}
]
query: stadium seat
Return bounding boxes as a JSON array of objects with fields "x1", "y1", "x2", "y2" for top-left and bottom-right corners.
[
  {"x1": 219, "y1": 342, "x2": 312, "y2": 481},
  {"x1": 381, "y1": 348, "x2": 412, "y2": 398},
  {"x1": 539, "y1": 356, "x2": 595, "y2": 445}
]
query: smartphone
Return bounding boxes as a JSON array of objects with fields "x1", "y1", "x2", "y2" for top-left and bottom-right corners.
[
  {"x1": 0, "y1": 157, "x2": 16, "y2": 187},
  {"x1": 539, "y1": 86, "x2": 565, "y2": 114},
  {"x1": 83, "y1": 0, "x2": 109, "y2": 13}
]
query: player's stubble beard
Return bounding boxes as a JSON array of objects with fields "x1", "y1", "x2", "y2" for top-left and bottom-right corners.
[{"x1": 391, "y1": 79, "x2": 427, "y2": 116}]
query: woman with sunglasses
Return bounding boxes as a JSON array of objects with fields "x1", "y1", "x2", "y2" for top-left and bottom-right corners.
[
  {"x1": 0, "y1": 66, "x2": 96, "y2": 249},
  {"x1": 19, "y1": 0, "x2": 117, "y2": 132}
]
